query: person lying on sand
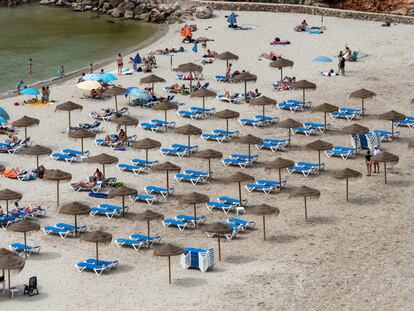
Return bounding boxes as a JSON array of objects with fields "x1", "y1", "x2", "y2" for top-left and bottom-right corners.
[
  {"x1": 321, "y1": 69, "x2": 338, "y2": 77},
  {"x1": 203, "y1": 49, "x2": 218, "y2": 58},
  {"x1": 260, "y1": 51, "x2": 281, "y2": 61}
]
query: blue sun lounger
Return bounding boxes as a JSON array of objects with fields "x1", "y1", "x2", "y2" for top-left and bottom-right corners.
[
  {"x1": 277, "y1": 102, "x2": 303, "y2": 112},
  {"x1": 206, "y1": 201, "x2": 233, "y2": 214},
  {"x1": 42, "y1": 226, "x2": 75, "y2": 239},
  {"x1": 160, "y1": 148, "x2": 188, "y2": 158},
  {"x1": 151, "y1": 119, "x2": 176, "y2": 128},
  {"x1": 287, "y1": 165, "x2": 315, "y2": 177},
  {"x1": 130, "y1": 159, "x2": 159, "y2": 168},
  {"x1": 291, "y1": 127, "x2": 315, "y2": 136},
  {"x1": 218, "y1": 196, "x2": 247, "y2": 206},
  {"x1": 178, "y1": 110, "x2": 204, "y2": 120},
  {"x1": 230, "y1": 154, "x2": 259, "y2": 162},
  {"x1": 212, "y1": 129, "x2": 239, "y2": 138},
  {"x1": 227, "y1": 217, "x2": 256, "y2": 230},
  {"x1": 255, "y1": 115, "x2": 278, "y2": 125},
  {"x1": 145, "y1": 186, "x2": 174, "y2": 198},
  {"x1": 56, "y1": 223, "x2": 87, "y2": 233},
  {"x1": 175, "y1": 173, "x2": 207, "y2": 185},
  {"x1": 257, "y1": 179, "x2": 288, "y2": 189},
  {"x1": 9, "y1": 243, "x2": 41, "y2": 255},
  {"x1": 162, "y1": 218, "x2": 194, "y2": 231},
  {"x1": 129, "y1": 193, "x2": 160, "y2": 205},
  {"x1": 304, "y1": 122, "x2": 330, "y2": 132},
  {"x1": 200, "y1": 133, "x2": 228, "y2": 143},
  {"x1": 245, "y1": 183, "x2": 275, "y2": 194},
  {"x1": 75, "y1": 261, "x2": 108, "y2": 275},
  {"x1": 325, "y1": 146, "x2": 356, "y2": 159},
  {"x1": 171, "y1": 144, "x2": 199, "y2": 153},
  {"x1": 175, "y1": 214, "x2": 206, "y2": 225},
  {"x1": 90, "y1": 204, "x2": 124, "y2": 218},
  {"x1": 222, "y1": 158, "x2": 253, "y2": 168},
  {"x1": 191, "y1": 107, "x2": 216, "y2": 115},
  {"x1": 117, "y1": 164, "x2": 146, "y2": 175},
  {"x1": 256, "y1": 138, "x2": 287, "y2": 152},
  {"x1": 183, "y1": 170, "x2": 211, "y2": 178},
  {"x1": 140, "y1": 122, "x2": 165, "y2": 132},
  {"x1": 129, "y1": 233, "x2": 161, "y2": 245},
  {"x1": 115, "y1": 238, "x2": 147, "y2": 251},
  {"x1": 88, "y1": 191, "x2": 110, "y2": 199},
  {"x1": 50, "y1": 152, "x2": 78, "y2": 163},
  {"x1": 330, "y1": 111, "x2": 358, "y2": 121},
  {"x1": 297, "y1": 161, "x2": 325, "y2": 171},
  {"x1": 85, "y1": 258, "x2": 118, "y2": 270},
  {"x1": 372, "y1": 129, "x2": 400, "y2": 141},
  {"x1": 239, "y1": 118, "x2": 266, "y2": 127},
  {"x1": 206, "y1": 223, "x2": 239, "y2": 240}
]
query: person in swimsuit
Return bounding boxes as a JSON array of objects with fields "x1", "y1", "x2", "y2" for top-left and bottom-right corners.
[
  {"x1": 116, "y1": 53, "x2": 123, "y2": 75},
  {"x1": 89, "y1": 63, "x2": 93, "y2": 74},
  {"x1": 28, "y1": 58, "x2": 33, "y2": 74},
  {"x1": 365, "y1": 150, "x2": 372, "y2": 176},
  {"x1": 373, "y1": 146, "x2": 381, "y2": 173}
]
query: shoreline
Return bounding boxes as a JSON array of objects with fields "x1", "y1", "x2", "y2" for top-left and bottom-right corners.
[{"x1": 0, "y1": 22, "x2": 169, "y2": 100}]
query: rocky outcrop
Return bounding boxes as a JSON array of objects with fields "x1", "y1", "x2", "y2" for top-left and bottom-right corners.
[{"x1": 195, "y1": 5, "x2": 213, "y2": 18}]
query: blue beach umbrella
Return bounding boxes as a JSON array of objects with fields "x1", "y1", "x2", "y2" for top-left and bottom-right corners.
[
  {"x1": 130, "y1": 88, "x2": 152, "y2": 100},
  {"x1": 0, "y1": 116, "x2": 7, "y2": 124},
  {"x1": 313, "y1": 56, "x2": 332, "y2": 63},
  {"x1": 192, "y1": 42, "x2": 198, "y2": 53},
  {"x1": 20, "y1": 88, "x2": 39, "y2": 96},
  {"x1": 227, "y1": 12, "x2": 237, "y2": 26},
  {"x1": 84, "y1": 73, "x2": 117, "y2": 83},
  {"x1": 0, "y1": 107, "x2": 9, "y2": 120}
]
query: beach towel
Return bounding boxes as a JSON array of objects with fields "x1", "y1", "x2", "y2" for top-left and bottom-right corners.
[
  {"x1": 270, "y1": 40, "x2": 290, "y2": 45},
  {"x1": 313, "y1": 56, "x2": 332, "y2": 63}
]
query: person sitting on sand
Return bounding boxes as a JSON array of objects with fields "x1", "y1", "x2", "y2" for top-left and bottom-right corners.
[
  {"x1": 225, "y1": 63, "x2": 232, "y2": 81},
  {"x1": 260, "y1": 51, "x2": 280, "y2": 61},
  {"x1": 35, "y1": 165, "x2": 45, "y2": 179},
  {"x1": 295, "y1": 20, "x2": 309, "y2": 32},
  {"x1": 382, "y1": 20, "x2": 391, "y2": 27},
  {"x1": 93, "y1": 168, "x2": 104, "y2": 181},
  {"x1": 205, "y1": 49, "x2": 218, "y2": 58},
  {"x1": 171, "y1": 84, "x2": 181, "y2": 93},
  {"x1": 90, "y1": 88, "x2": 100, "y2": 99}
]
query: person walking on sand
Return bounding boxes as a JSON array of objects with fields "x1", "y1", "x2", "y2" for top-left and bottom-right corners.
[
  {"x1": 373, "y1": 145, "x2": 381, "y2": 173},
  {"x1": 225, "y1": 63, "x2": 232, "y2": 81},
  {"x1": 365, "y1": 150, "x2": 372, "y2": 176},
  {"x1": 28, "y1": 58, "x2": 33, "y2": 74},
  {"x1": 338, "y1": 51, "x2": 345, "y2": 76},
  {"x1": 116, "y1": 53, "x2": 123, "y2": 75}
]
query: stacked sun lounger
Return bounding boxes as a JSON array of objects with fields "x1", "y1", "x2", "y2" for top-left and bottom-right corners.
[
  {"x1": 75, "y1": 258, "x2": 118, "y2": 276},
  {"x1": 287, "y1": 162, "x2": 322, "y2": 176},
  {"x1": 325, "y1": 146, "x2": 357, "y2": 159},
  {"x1": 206, "y1": 197, "x2": 246, "y2": 215},
  {"x1": 245, "y1": 179, "x2": 288, "y2": 194},
  {"x1": 115, "y1": 233, "x2": 161, "y2": 251},
  {"x1": 51, "y1": 149, "x2": 90, "y2": 163},
  {"x1": 181, "y1": 248, "x2": 215, "y2": 272},
  {"x1": 371, "y1": 129, "x2": 400, "y2": 142},
  {"x1": 9, "y1": 243, "x2": 40, "y2": 256},
  {"x1": 175, "y1": 169, "x2": 210, "y2": 185},
  {"x1": 394, "y1": 116, "x2": 414, "y2": 129},
  {"x1": 223, "y1": 154, "x2": 258, "y2": 168},
  {"x1": 42, "y1": 223, "x2": 87, "y2": 239}
]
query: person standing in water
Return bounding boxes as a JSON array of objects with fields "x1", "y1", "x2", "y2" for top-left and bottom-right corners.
[
  {"x1": 116, "y1": 53, "x2": 123, "y2": 75},
  {"x1": 28, "y1": 58, "x2": 33, "y2": 74},
  {"x1": 89, "y1": 63, "x2": 93, "y2": 74}
]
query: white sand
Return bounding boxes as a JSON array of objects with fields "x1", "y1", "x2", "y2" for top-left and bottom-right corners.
[{"x1": 1, "y1": 10, "x2": 414, "y2": 311}]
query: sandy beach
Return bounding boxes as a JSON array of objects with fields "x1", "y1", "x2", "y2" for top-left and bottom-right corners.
[{"x1": 1, "y1": 9, "x2": 414, "y2": 311}]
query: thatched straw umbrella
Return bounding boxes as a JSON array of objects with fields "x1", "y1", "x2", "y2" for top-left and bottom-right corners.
[
  {"x1": 190, "y1": 88, "x2": 217, "y2": 110},
  {"x1": 153, "y1": 100, "x2": 178, "y2": 130},
  {"x1": 152, "y1": 162, "x2": 181, "y2": 197},
  {"x1": 80, "y1": 230, "x2": 112, "y2": 263},
  {"x1": 341, "y1": 123, "x2": 370, "y2": 135},
  {"x1": 8, "y1": 220, "x2": 40, "y2": 258},
  {"x1": 270, "y1": 58, "x2": 294, "y2": 81},
  {"x1": 133, "y1": 138, "x2": 162, "y2": 167},
  {"x1": 68, "y1": 128, "x2": 96, "y2": 154},
  {"x1": 248, "y1": 204, "x2": 280, "y2": 240},
  {"x1": 333, "y1": 168, "x2": 362, "y2": 202},
  {"x1": 265, "y1": 158, "x2": 295, "y2": 187},
  {"x1": 153, "y1": 244, "x2": 184, "y2": 284},
  {"x1": 12, "y1": 116, "x2": 39, "y2": 139},
  {"x1": 234, "y1": 72, "x2": 257, "y2": 101},
  {"x1": 109, "y1": 186, "x2": 137, "y2": 217},
  {"x1": 223, "y1": 172, "x2": 254, "y2": 205},
  {"x1": 104, "y1": 86, "x2": 127, "y2": 111},
  {"x1": 236, "y1": 134, "x2": 262, "y2": 158},
  {"x1": 291, "y1": 80, "x2": 316, "y2": 103},
  {"x1": 349, "y1": 88, "x2": 376, "y2": 119},
  {"x1": 289, "y1": 186, "x2": 320, "y2": 220},
  {"x1": 311, "y1": 103, "x2": 338, "y2": 131},
  {"x1": 43, "y1": 169, "x2": 72, "y2": 206},
  {"x1": 136, "y1": 210, "x2": 164, "y2": 246},
  {"x1": 306, "y1": 140, "x2": 333, "y2": 171},
  {"x1": 0, "y1": 189, "x2": 22, "y2": 214},
  {"x1": 379, "y1": 110, "x2": 406, "y2": 138},
  {"x1": 179, "y1": 192, "x2": 209, "y2": 227},
  {"x1": 87, "y1": 153, "x2": 118, "y2": 177},
  {"x1": 249, "y1": 96, "x2": 276, "y2": 117},
  {"x1": 277, "y1": 118, "x2": 302, "y2": 148},
  {"x1": 23, "y1": 145, "x2": 52, "y2": 168},
  {"x1": 176, "y1": 124, "x2": 202, "y2": 147},
  {"x1": 216, "y1": 51, "x2": 239, "y2": 68},
  {"x1": 193, "y1": 149, "x2": 223, "y2": 175},
  {"x1": 372, "y1": 151, "x2": 399, "y2": 184},
  {"x1": 60, "y1": 202, "x2": 90, "y2": 236},
  {"x1": 203, "y1": 223, "x2": 232, "y2": 261},
  {"x1": 215, "y1": 109, "x2": 240, "y2": 132},
  {"x1": 0, "y1": 251, "x2": 25, "y2": 297},
  {"x1": 112, "y1": 115, "x2": 139, "y2": 136},
  {"x1": 55, "y1": 101, "x2": 83, "y2": 128},
  {"x1": 140, "y1": 74, "x2": 166, "y2": 96},
  {"x1": 176, "y1": 62, "x2": 203, "y2": 89}
]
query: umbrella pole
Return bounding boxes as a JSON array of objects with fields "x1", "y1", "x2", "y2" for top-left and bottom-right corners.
[
  {"x1": 147, "y1": 221, "x2": 151, "y2": 248},
  {"x1": 166, "y1": 171, "x2": 170, "y2": 197},
  {"x1": 384, "y1": 163, "x2": 387, "y2": 184},
  {"x1": 288, "y1": 129, "x2": 291, "y2": 149},
  {"x1": 226, "y1": 119, "x2": 229, "y2": 132},
  {"x1": 81, "y1": 138, "x2": 84, "y2": 154},
  {"x1": 238, "y1": 182, "x2": 242, "y2": 205},
  {"x1": 122, "y1": 196, "x2": 125, "y2": 217},
  {"x1": 102, "y1": 164, "x2": 106, "y2": 178},
  {"x1": 262, "y1": 105, "x2": 265, "y2": 118},
  {"x1": 96, "y1": 242, "x2": 99, "y2": 262},
  {"x1": 68, "y1": 111, "x2": 71, "y2": 129},
  {"x1": 324, "y1": 112, "x2": 327, "y2": 131},
  {"x1": 125, "y1": 125, "x2": 128, "y2": 137},
  {"x1": 202, "y1": 97, "x2": 205, "y2": 110},
  {"x1": 193, "y1": 204, "x2": 197, "y2": 227},
  {"x1": 24, "y1": 127, "x2": 27, "y2": 140},
  {"x1": 74, "y1": 215, "x2": 78, "y2": 237},
  {"x1": 217, "y1": 236, "x2": 221, "y2": 261},
  {"x1": 346, "y1": 178, "x2": 349, "y2": 203},
  {"x1": 187, "y1": 135, "x2": 190, "y2": 148},
  {"x1": 164, "y1": 111, "x2": 168, "y2": 132},
  {"x1": 56, "y1": 180, "x2": 60, "y2": 207},
  {"x1": 36, "y1": 155, "x2": 39, "y2": 169},
  {"x1": 24, "y1": 231, "x2": 27, "y2": 258},
  {"x1": 304, "y1": 196, "x2": 308, "y2": 220},
  {"x1": 115, "y1": 96, "x2": 118, "y2": 112},
  {"x1": 248, "y1": 144, "x2": 251, "y2": 158},
  {"x1": 318, "y1": 150, "x2": 321, "y2": 172},
  {"x1": 263, "y1": 215, "x2": 266, "y2": 241},
  {"x1": 244, "y1": 81, "x2": 247, "y2": 102},
  {"x1": 302, "y1": 89, "x2": 305, "y2": 103},
  {"x1": 8, "y1": 269, "x2": 10, "y2": 298},
  {"x1": 168, "y1": 256, "x2": 171, "y2": 284},
  {"x1": 391, "y1": 121, "x2": 394, "y2": 138},
  {"x1": 361, "y1": 99, "x2": 365, "y2": 119},
  {"x1": 278, "y1": 169, "x2": 282, "y2": 190},
  {"x1": 208, "y1": 159, "x2": 211, "y2": 176},
  {"x1": 146, "y1": 149, "x2": 149, "y2": 167},
  {"x1": 6, "y1": 200, "x2": 8, "y2": 215}
]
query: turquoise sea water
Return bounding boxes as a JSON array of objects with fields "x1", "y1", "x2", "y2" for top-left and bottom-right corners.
[{"x1": 0, "y1": 5, "x2": 156, "y2": 93}]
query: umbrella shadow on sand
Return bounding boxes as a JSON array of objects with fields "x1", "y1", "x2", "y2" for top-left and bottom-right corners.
[
  {"x1": 173, "y1": 277, "x2": 208, "y2": 288},
  {"x1": 224, "y1": 255, "x2": 255, "y2": 264},
  {"x1": 302, "y1": 215, "x2": 338, "y2": 225},
  {"x1": 267, "y1": 234, "x2": 301, "y2": 244}
]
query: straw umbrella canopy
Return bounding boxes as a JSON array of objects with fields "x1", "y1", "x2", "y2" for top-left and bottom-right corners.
[
  {"x1": 176, "y1": 124, "x2": 202, "y2": 147},
  {"x1": 277, "y1": 118, "x2": 302, "y2": 148},
  {"x1": 153, "y1": 244, "x2": 184, "y2": 284},
  {"x1": 133, "y1": 138, "x2": 162, "y2": 167},
  {"x1": 140, "y1": 74, "x2": 166, "y2": 96},
  {"x1": 136, "y1": 210, "x2": 164, "y2": 244},
  {"x1": 176, "y1": 62, "x2": 203, "y2": 89},
  {"x1": 0, "y1": 251, "x2": 25, "y2": 297},
  {"x1": 8, "y1": 220, "x2": 41, "y2": 257},
  {"x1": 236, "y1": 134, "x2": 262, "y2": 158},
  {"x1": 305, "y1": 140, "x2": 333, "y2": 171},
  {"x1": 372, "y1": 152, "x2": 399, "y2": 184},
  {"x1": 152, "y1": 162, "x2": 181, "y2": 197},
  {"x1": 87, "y1": 153, "x2": 118, "y2": 177},
  {"x1": 350, "y1": 88, "x2": 376, "y2": 119},
  {"x1": 43, "y1": 169, "x2": 72, "y2": 206},
  {"x1": 153, "y1": 100, "x2": 179, "y2": 129},
  {"x1": 333, "y1": 168, "x2": 362, "y2": 202},
  {"x1": 55, "y1": 101, "x2": 83, "y2": 128},
  {"x1": 109, "y1": 186, "x2": 137, "y2": 217},
  {"x1": 203, "y1": 222, "x2": 232, "y2": 261},
  {"x1": 341, "y1": 123, "x2": 370, "y2": 135},
  {"x1": 190, "y1": 88, "x2": 217, "y2": 110},
  {"x1": 60, "y1": 202, "x2": 90, "y2": 236},
  {"x1": 379, "y1": 110, "x2": 406, "y2": 138},
  {"x1": 249, "y1": 96, "x2": 276, "y2": 117},
  {"x1": 22, "y1": 145, "x2": 52, "y2": 168},
  {"x1": 223, "y1": 172, "x2": 254, "y2": 205},
  {"x1": 270, "y1": 58, "x2": 294, "y2": 81},
  {"x1": 265, "y1": 158, "x2": 295, "y2": 187},
  {"x1": 291, "y1": 80, "x2": 316, "y2": 103},
  {"x1": 104, "y1": 86, "x2": 127, "y2": 111},
  {"x1": 248, "y1": 204, "x2": 280, "y2": 240},
  {"x1": 234, "y1": 72, "x2": 257, "y2": 101},
  {"x1": 12, "y1": 116, "x2": 39, "y2": 139},
  {"x1": 311, "y1": 103, "x2": 339, "y2": 130},
  {"x1": 179, "y1": 192, "x2": 209, "y2": 227},
  {"x1": 215, "y1": 109, "x2": 240, "y2": 132},
  {"x1": 112, "y1": 115, "x2": 139, "y2": 136},
  {"x1": 216, "y1": 51, "x2": 239, "y2": 67},
  {"x1": 80, "y1": 230, "x2": 112, "y2": 263},
  {"x1": 68, "y1": 128, "x2": 96, "y2": 154},
  {"x1": 193, "y1": 149, "x2": 223, "y2": 174},
  {"x1": 0, "y1": 189, "x2": 22, "y2": 214},
  {"x1": 289, "y1": 186, "x2": 320, "y2": 220}
]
